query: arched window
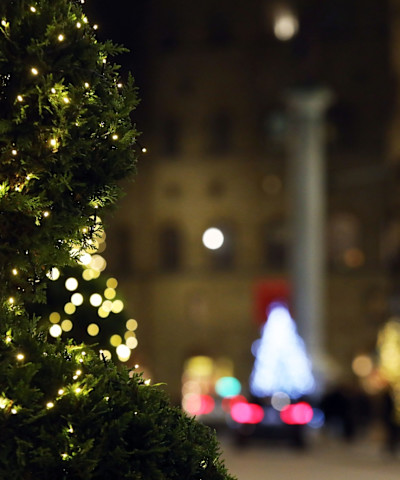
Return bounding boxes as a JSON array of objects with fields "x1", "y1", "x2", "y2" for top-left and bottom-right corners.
[
  {"x1": 107, "y1": 225, "x2": 134, "y2": 277},
  {"x1": 207, "y1": 111, "x2": 233, "y2": 155},
  {"x1": 159, "y1": 224, "x2": 182, "y2": 271}
]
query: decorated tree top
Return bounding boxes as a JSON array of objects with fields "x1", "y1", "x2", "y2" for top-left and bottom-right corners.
[{"x1": 0, "y1": 0, "x2": 138, "y2": 307}]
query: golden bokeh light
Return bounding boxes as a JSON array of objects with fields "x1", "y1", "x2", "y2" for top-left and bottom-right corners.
[
  {"x1": 126, "y1": 319, "x2": 138, "y2": 331},
  {"x1": 49, "y1": 312, "x2": 61, "y2": 324},
  {"x1": 104, "y1": 287, "x2": 116, "y2": 300},
  {"x1": 111, "y1": 299, "x2": 124, "y2": 314},
  {"x1": 87, "y1": 323, "x2": 100, "y2": 336},
  {"x1": 64, "y1": 302, "x2": 76, "y2": 315},
  {"x1": 106, "y1": 277, "x2": 118, "y2": 289},
  {"x1": 61, "y1": 319, "x2": 73, "y2": 332},
  {"x1": 110, "y1": 334, "x2": 122, "y2": 347}
]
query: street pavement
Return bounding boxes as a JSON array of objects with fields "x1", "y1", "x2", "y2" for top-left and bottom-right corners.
[{"x1": 218, "y1": 428, "x2": 400, "y2": 480}]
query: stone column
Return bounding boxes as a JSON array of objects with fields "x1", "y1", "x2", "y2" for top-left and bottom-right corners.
[{"x1": 286, "y1": 88, "x2": 332, "y2": 388}]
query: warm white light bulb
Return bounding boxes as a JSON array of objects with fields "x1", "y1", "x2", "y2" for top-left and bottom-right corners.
[
  {"x1": 46, "y1": 402, "x2": 54, "y2": 409},
  {"x1": 63, "y1": 97, "x2": 70, "y2": 104},
  {"x1": 11, "y1": 149, "x2": 17, "y2": 155},
  {"x1": 58, "y1": 34, "x2": 64, "y2": 42},
  {"x1": 112, "y1": 134, "x2": 118, "y2": 140},
  {"x1": 93, "y1": 24, "x2": 98, "y2": 30},
  {"x1": 30, "y1": 6, "x2": 37, "y2": 13},
  {"x1": 31, "y1": 67, "x2": 39, "y2": 75},
  {"x1": 76, "y1": 22, "x2": 81, "y2": 28},
  {"x1": 17, "y1": 95, "x2": 23, "y2": 102},
  {"x1": 12, "y1": 268, "x2": 18, "y2": 275},
  {"x1": 16, "y1": 353, "x2": 24, "y2": 360}
]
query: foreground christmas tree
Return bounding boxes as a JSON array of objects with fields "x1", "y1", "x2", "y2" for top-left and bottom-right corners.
[{"x1": 0, "y1": 1, "x2": 235, "y2": 478}]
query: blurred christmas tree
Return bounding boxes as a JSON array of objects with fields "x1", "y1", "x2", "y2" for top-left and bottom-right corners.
[
  {"x1": 250, "y1": 302, "x2": 315, "y2": 399},
  {"x1": 0, "y1": 1, "x2": 235, "y2": 478}
]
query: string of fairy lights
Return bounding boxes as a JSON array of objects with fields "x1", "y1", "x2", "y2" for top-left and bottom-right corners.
[
  {"x1": 0, "y1": 331, "x2": 150, "y2": 462},
  {"x1": 1, "y1": 1, "x2": 146, "y2": 309},
  {"x1": 44, "y1": 219, "x2": 140, "y2": 363},
  {"x1": 1, "y1": 1, "x2": 146, "y2": 310}
]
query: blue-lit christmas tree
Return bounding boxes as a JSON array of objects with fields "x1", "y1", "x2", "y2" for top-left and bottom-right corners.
[{"x1": 250, "y1": 302, "x2": 315, "y2": 399}]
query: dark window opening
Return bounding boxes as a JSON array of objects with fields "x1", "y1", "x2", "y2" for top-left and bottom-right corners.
[{"x1": 159, "y1": 225, "x2": 182, "y2": 271}]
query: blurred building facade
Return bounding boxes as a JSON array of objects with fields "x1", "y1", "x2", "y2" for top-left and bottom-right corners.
[{"x1": 104, "y1": 0, "x2": 396, "y2": 400}]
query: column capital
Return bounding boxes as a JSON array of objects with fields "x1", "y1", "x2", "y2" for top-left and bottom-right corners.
[{"x1": 286, "y1": 87, "x2": 333, "y2": 119}]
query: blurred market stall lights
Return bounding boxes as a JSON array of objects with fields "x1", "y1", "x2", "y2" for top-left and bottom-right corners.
[
  {"x1": 215, "y1": 377, "x2": 241, "y2": 398},
  {"x1": 182, "y1": 393, "x2": 215, "y2": 416},
  {"x1": 231, "y1": 402, "x2": 264, "y2": 424},
  {"x1": 280, "y1": 402, "x2": 313, "y2": 425},
  {"x1": 352, "y1": 354, "x2": 374, "y2": 378}
]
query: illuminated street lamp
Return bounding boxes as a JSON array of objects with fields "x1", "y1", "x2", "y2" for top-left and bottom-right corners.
[{"x1": 202, "y1": 227, "x2": 224, "y2": 250}]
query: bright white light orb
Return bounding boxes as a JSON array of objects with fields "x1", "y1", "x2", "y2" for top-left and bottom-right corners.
[
  {"x1": 49, "y1": 324, "x2": 62, "y2": 338},
  {"x1": 202, "y1": 228, "x2": 224, "y2": 250},
  {"x1": 65, "y1": 277, "x2": 78, "y2": 291},
  {"x1": 116, "y1": 344, "x2": 131, "y2": 362},
  {"x1": 71, "y1": 293, "x2": 84, "y2": 306},
  {"x1": 90, "y1": 293, "x2": 102, "y2": 307},
  {"x1": 78, "y1": 252, "x2": 92, "y2": 265}
]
